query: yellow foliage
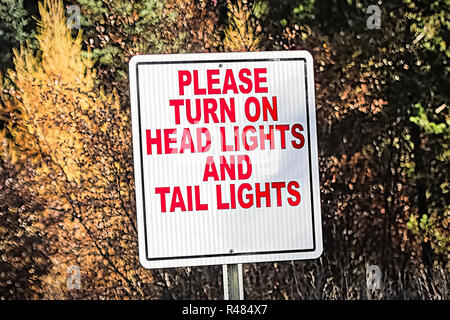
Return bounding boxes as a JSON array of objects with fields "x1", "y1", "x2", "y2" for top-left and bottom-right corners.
[
  {"x1": 5, "y1": 0, "x2": 112, "y2": 183},
  {"x1": 35, "y1": 0, "x2": 94, "y2": 83},
  {"x1": 223, "y1": 1, "x2": 261, "y2": 52},
  {"x1": 1, "y1": 0, "x2": 150, "y2": 298}
]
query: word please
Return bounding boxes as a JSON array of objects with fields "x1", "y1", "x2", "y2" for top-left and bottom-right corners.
[{"x1": 177, "y1": 68, "x2": 268, "y2": 95}]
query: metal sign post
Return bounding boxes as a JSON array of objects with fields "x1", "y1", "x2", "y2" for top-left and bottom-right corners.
[{"x1": 223, "y1": 264, "x2": 244, "y2": 300}]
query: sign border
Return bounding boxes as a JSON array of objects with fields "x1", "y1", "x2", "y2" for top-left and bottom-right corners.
[{"x1": 135, "y1": 57, "x2": 317, "y2": 262}]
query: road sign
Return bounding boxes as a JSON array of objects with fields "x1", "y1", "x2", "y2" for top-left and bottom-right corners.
[{"x1": 129, "y1": 51, "x2": 322, "y2": 269}]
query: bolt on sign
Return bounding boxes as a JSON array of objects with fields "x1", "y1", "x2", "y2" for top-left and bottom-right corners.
[{"x1": 129, "y1": 51, "x2": 323, "y2": 269}]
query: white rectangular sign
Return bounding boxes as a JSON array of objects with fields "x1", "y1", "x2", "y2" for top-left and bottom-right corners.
[{"x1": 129, "y1": 51, "x2": 322, "y2": 269}]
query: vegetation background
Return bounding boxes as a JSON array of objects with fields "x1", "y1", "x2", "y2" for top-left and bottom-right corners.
[{"x1": 0, "y1": 0, "x2": 448, "y2": 299}]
